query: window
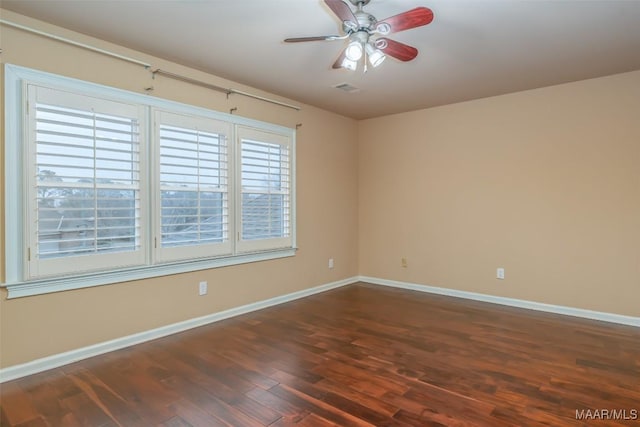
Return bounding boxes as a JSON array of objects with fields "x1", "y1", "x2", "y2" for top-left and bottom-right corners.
[
  {"x1": 27, "y1": 85, "x2": 147, "y2": 278},
  {"x1": 237, "y1": 127, "x2": 292, "y2": 253},
  {"x1": 155, "y1": 111, "x2": 232, "y2": 262},
  {"x1": 4, "y1": 65, "x2": 296, "y2": 297}
]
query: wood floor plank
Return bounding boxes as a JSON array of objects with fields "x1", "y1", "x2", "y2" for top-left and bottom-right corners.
[
  {"x1": 233, "y1": 397, "x2": 281, "y2": 425},
  {"x1": 12, "y1": 416, "x2": 49, "y2": 427},
  {"x1": 294, "y1": 413, "x2": 342, "y2": 427},
  {"x1": 2, "y1": 283, "x2": 638, "y2": 426},
  {"x1": 160, "y1": 415, "x2": 193, "y2": 427},
  {"x1": 159, "y1": 375, "x2": 263, "y2": 427},
  {"x1": 0, "y1": 381, "x2": 41, "y2": 426},
  {"x1": 61, "y1": 392, "x2": 114, "y2": 427},
  {"x1": 67, "y1": 367, "x2": 147, "y2": 426},
  {"x1": 269, "y1": 383, "x2": 376, "y2": 427},
  {"x1": 244, "y1": 386, "x2": 308, "y2": 423},
  {"x1": 164, "y1": 399, "x2": 230, "y2": 427},
  {"x1": 314, "y1": 377, "x2": 398, "y2": 417}
]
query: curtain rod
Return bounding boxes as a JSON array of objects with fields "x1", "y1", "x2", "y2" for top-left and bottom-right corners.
[
  {"x1": 0, "y1": 19, "x2": 152, "y2": 68},
  {"x1": 151, "y1": 69, "x2": 230, "y2": 95},
  {"x1": 231, "y1": 88, "x2": 302, "y2": 111},
  {"x1": 1, "y1": 19, "x2": 301, "y2": 112},
  {"x1": 152, "y1": 69, "x2": 301, "y2": 112}
]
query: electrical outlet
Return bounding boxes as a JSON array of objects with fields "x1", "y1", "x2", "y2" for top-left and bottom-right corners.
[
  {"x1": 497, "y1": 268, "x2": 505, "y2": 280},
  {"x1": 401, "y1": 257, "x2": 408, "y2": 268},
  {"x1": 199, "y1": 281, "x2": 208, "y2": 295},
  {"x1": 328, "y1": 258, "x2": 334, "y2": 269}
]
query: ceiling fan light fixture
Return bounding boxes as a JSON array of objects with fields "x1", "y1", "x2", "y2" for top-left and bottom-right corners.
[
  {"x1": 345, "y1": 41, "x2": 364, "y2": 61},
  {"x1": 365, "y1": 43, "x2": 386, "y2": 67},
  {"x1": 341, "y1": 57, "x2": 358, "y2": 71}
]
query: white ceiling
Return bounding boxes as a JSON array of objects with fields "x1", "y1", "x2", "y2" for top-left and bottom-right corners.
[{"x1": 2, "y1": 0, "x2": 640, "y2": 119}]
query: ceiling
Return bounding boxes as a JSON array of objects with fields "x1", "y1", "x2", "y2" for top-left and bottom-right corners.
[{"x1": 2, "y1": 0, "x2": 640, "y2": 119}]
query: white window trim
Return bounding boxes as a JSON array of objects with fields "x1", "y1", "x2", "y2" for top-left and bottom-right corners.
[
  {"x1": 153, "y1": 109, "x2": 234, "y2": 263},
  {"x1": 236, "y1": 126, "x2": 294, "y2": 254},
  {"x1": 3, "y1": 64, "x2": 296, "y2": 299},
  {"x1": 25, "y1": 84, "x2": 149, "y2": 279}
]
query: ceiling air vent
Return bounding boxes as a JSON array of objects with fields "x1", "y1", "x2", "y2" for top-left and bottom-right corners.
[{"x1": 333, "y1": 82, "x2": 360, "y2": 93}]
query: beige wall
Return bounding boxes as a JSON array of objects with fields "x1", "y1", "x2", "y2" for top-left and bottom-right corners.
[
  {"x1": 0, "y1": 11, "x2": 359, "y2": 368},
  {"x1": 359, "y1": 70, "x2": 640, "y2": 317},
  {"x1": 2, "y1": 9, "x2": 639, "y2": 371}
]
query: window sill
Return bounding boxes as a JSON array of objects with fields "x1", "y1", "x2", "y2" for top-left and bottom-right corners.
[{"x1": 1, "y1": 248, "x2": 297, "y2": 299}]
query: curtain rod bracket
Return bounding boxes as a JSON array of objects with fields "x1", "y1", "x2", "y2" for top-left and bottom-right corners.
[
  {"x1": 230, "y1": 107, "x2": 238, "y2": 114},
  {"x1": 296, "y1": 123, "x2": 302, "y2": 129}
]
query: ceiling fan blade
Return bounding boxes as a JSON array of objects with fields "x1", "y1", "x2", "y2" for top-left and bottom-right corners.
[
  {"x1": 325, "y1": 0, "x2": 357, "y2": 25},
  {"x1": 376, "y1": 7, "x2": 434, "y2": 34},
  {"x1": 284, "y1": 36, "x2": 341, "y2": 42},
  {"x1": 375, "y1": 38, "x2": 418, "y2": 62}
]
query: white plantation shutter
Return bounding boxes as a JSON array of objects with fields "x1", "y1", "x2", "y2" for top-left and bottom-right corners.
[
  {"x1": 27, "y1": 85, "x2": 146, "y2": 278},
  {"x1": 237, "y1": 126, "x2": 292, "y2": 253},
  {"x1": 6, "y1": 67, "x2": 296, "y2": 293},
  {"x1": 155, "y1": 111, "x2": 232, "y2": 261}
]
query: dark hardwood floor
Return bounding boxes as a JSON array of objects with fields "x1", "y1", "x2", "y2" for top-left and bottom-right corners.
[{"x1": 1, "y1": 283, "x2": 639, "y2": 426}]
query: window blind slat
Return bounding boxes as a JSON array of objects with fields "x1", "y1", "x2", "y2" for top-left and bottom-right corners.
[
  {"x1": 240, "y1": 138, "x2": 290, "y2": 242},
  {"x1": 34, "y1": 101, "x2": 142, "y2": 260},
  {"x1": 159, "y1": 123, "x2": 229, "y2": 250}
]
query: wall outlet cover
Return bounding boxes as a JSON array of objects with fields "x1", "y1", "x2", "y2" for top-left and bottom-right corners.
[{"x1": 199, "y1": 281, "x2": 208, "y2": 295}]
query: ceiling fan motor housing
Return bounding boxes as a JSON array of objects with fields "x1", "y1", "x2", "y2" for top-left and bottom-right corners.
[
  {"x1": 350, "y1": 29, "x2": 370, "y2": 45},
  {"x1": 356, "y1": 10, "x2": 377, "y2": 30},
  {"x1": 342, "y1": 10, "x2": 376, "y2": 33},
  {"x1": 342, "y1": 9, "x2": 377, "y2": 47}
]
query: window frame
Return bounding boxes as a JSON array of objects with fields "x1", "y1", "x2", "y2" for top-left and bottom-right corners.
[
  {"x1": 26, "y1": 84, "x2": 149, "y2": 279},
  {"x1": 153, "y1": 109, "x2": 234, "y2": 263},
  {"x1": 3, "y1": 64, "x2": 296, "y2": 299},
  {"x1": 237, "y1": 126, "x2": 294, "y2": 254}
]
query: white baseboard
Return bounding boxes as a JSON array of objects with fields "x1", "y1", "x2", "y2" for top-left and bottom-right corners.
[
  {"x1": 3, "y1": 275, "x2": 637, "y2": 383},
  {"x1": 359, "y1": 276, "x2": 640, "y2": 328},
  {"x1": 0, "y1": 276, "x2": 358, "y2": 383}
]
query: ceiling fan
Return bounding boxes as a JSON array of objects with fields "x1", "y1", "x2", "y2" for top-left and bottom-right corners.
[{"x1": 284, "y1": 0, "x2": 434, "y2": 71}]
